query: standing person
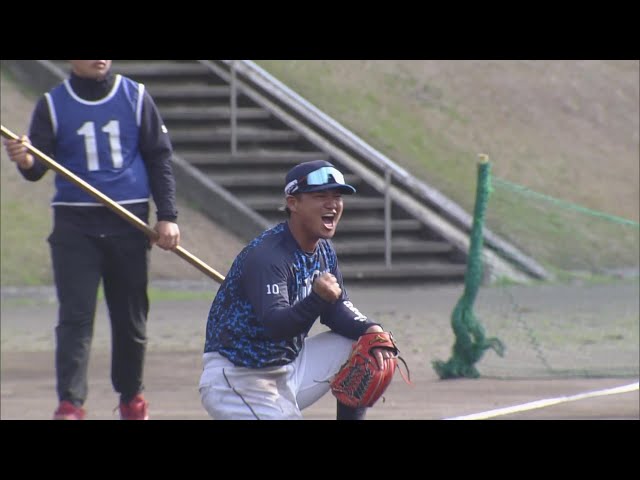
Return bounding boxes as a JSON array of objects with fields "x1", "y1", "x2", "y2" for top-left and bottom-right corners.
[
  {"x1": 3, "y1": 60, "x2": 180, "y2": 420},
  {"x1": 199, "y1": 160, "x2": 397, "y2": 420}
]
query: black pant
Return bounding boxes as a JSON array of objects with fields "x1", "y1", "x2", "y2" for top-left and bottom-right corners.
[{"x1": 48, "y1": 226, "x2": 150, "y2": 406}]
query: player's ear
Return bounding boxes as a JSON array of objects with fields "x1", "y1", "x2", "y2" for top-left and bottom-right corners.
[{"x1": 286, "y1": 194, "x2": 298, "y2": 213}]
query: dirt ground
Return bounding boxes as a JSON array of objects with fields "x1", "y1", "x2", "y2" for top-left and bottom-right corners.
[{"x1": 1, "y1": 281, "x2": 638, "y2": 420}]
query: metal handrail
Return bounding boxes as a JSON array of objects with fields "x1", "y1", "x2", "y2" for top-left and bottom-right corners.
[{"x1": 230, "y1": 61, "x2": 238, "y2": 155}]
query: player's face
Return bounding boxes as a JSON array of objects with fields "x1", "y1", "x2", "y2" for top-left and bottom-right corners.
[
  {"x1": 290, "y1": 190, "x2": 344, "y2": 242},
  {"x1": 69, "y1": 60, "x2": 112, "y2": 80}
]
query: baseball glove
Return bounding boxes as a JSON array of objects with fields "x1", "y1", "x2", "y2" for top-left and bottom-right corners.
[{"x1": 330, "y1": 331, "x2": 411, "y2": 408}]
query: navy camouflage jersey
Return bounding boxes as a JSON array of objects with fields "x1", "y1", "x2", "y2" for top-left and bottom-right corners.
[{"x1": 204, "y1": 222, "x2": 378, "y2": 368}]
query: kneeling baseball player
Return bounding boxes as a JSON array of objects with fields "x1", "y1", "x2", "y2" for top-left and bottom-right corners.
[{"x1": 199, "y1": 160, "x2": 406, "y2": 420}]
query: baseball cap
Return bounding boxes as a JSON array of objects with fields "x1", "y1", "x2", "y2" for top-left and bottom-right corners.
[{"x1": 284, "y1": 160, "x2": 356, "y2": 195}]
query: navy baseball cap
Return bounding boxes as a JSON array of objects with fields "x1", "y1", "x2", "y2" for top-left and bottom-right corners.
[{"x1": 284, "y1": 160, "x2": 356, "y2": 195}]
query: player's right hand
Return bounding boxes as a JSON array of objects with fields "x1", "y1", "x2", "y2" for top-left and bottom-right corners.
[
  {"x1": 312, "y1": 272, "x2": 342, "y2": 303},
  {"x1": 3, "y1": 135, "x2": 35, "y2": 170}
]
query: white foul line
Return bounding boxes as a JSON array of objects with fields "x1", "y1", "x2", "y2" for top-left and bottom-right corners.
[{"x1": 444, "y1": 381, "x2": 639, "y2": 420}]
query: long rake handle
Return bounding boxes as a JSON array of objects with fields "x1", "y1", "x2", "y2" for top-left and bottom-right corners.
[{"x1": 1, "y1": 124, "x2": 225, "y2": 284}]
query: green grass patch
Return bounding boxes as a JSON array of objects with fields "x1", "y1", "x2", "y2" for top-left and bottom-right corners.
[
  {"x1": 98, "y1": 285, "x2": 213, "y2": 302},
  {"x1": 90, "y1": 285, "x2": 214, "y2": 303},
  {"x1": 146, "y1": 287, "x2": 213, "y2": 302},
  {"x1": 1, "y1": 286, "x2": 214, "y2": 308}
]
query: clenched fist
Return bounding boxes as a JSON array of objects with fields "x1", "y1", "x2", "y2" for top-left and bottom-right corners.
[{"x1": 312, "y1": 272, "x2": 342, "y2": 303}]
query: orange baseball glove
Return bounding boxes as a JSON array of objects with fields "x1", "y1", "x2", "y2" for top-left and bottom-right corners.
[{"x1": 330, "y1": 331, "x2": 410, "y2": 408}]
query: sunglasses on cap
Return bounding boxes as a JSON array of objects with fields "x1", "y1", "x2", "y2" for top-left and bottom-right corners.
[{"x1": 284, "y1": 166, "x2": 352, "y2": 195}]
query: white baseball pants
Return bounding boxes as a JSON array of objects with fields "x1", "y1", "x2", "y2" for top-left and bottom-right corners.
[{"x1": 199, "y1": 331, "x2": 353, "y2": 420}]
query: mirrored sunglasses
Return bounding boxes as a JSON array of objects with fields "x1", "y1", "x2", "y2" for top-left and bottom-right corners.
[{"x1": 285, "y1": 166, "x2": 346, "y2": 195}]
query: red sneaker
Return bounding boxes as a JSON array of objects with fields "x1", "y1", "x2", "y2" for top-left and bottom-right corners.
[
  {"x1": 119, "y1": 394, "x2": 149, "y2": 420},
  {"x1": 53, "y1": 401, "x2": 86, "y2": 420}
]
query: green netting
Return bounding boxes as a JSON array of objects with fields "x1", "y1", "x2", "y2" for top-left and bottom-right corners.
[
  {"x1": 433, "y1": 157, "x2": 506, "y2": 379},
  {"x1": 484, "y1": 183, "x2": 639, "y2": 273},
  {"x1": 459, "y1": 280, "x2": 639, "y2": 379},
  {"x1": 431, "y1": 157, "x2": 638, "y2": 380}
]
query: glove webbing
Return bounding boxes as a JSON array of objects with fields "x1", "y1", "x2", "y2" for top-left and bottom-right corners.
[{"x1": 367, "y1": 333, "x2": 412, "y2": 386}]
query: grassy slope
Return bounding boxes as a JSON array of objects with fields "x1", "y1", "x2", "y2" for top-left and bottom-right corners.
[
  {"x1": 256, "y1": 60, "x2": 639, "y2": 272},
  {"x1": 0, "y1": 66, "x2": 55, "y2": 285},
  {"x1": 1, "y1": 61, "x2": 638, "y2": 286}
]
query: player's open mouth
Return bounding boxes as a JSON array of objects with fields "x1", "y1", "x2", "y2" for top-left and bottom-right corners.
[{"x1": 322, "y1": 214, "x2": 335, "y2": 229}]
